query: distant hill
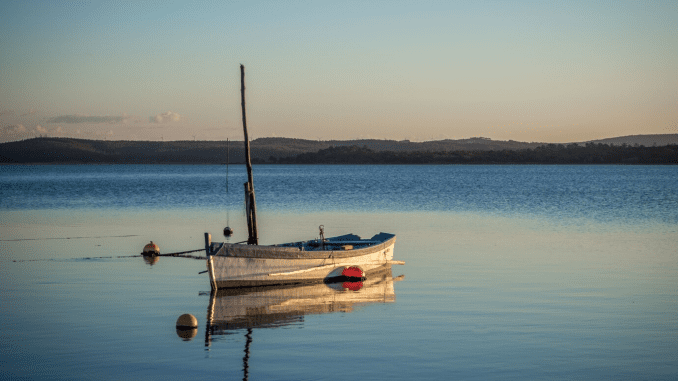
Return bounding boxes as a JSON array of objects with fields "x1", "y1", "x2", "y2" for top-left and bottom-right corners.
[
  {"x1": 250, "y1": 134, "x2": 678, "y2": 154},
  {"x1": 1, "y1": 134, "x2": 677, "y2": 164},
  {"x1": 255, "y1": 136, "x2": 542, "y2": 153},
  {"x1": 0, "y1": 138, "x2": 238, "y2": 164},
  {"x1": 0, "y1": 137, "x2": 543, "y2": 164},
  {"x1": 583, "y1": 134, "x2": 678, "y2": 147},
  {"x1": 276, "y1": 143, "x2": 678, "y2": 164}
]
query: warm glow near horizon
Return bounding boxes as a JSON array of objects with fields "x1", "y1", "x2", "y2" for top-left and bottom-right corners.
[{"x1": 1, "y1": 1, "x2": 676, "y2": 144}]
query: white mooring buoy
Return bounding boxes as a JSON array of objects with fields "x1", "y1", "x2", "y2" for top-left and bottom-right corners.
[
  {"x1": 176, "y1": 313, "x2": 198, "y2": 328},
  {"x1": 142, "y1": 241, "x2": 160, "y2": 256},
  {"x1": 176, "y1": 313, "x2": 198, "y2": 340}
]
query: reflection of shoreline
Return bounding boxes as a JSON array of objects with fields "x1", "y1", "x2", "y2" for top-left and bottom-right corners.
[{"x1": 205, "y1": 266, "x2": 402, "y2": 343}]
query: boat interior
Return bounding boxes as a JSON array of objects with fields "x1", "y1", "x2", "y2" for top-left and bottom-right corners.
[{"x1": 273, "y1": 233, "x2": 394, "y2": 251}]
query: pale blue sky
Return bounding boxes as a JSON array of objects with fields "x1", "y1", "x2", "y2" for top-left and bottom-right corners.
[{"x1": 1, "y1": 0, "x2": 676, "y2": 142}]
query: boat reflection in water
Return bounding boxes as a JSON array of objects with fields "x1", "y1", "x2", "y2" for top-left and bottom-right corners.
[{"x1": 204, "y1": 265, "x2": 403, "y2": 344}]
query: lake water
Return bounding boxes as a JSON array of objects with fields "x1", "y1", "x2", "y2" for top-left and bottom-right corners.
[{"x1": 1, "y1": 165, "x2": 677, "y2": 380}]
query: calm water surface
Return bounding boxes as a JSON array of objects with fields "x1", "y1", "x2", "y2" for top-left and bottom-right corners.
[{"x1": 1, "y1": 165, "x2": 677, "y2": 380}]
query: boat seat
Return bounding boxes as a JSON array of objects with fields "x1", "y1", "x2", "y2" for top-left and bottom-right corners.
[{"x1": 370, "y1": 232, "x2": 395, "y2": 242}]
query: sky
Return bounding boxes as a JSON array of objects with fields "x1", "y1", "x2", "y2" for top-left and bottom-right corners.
[{"x1": 0, "y1": 0, "x2": 676, "y2": 143}]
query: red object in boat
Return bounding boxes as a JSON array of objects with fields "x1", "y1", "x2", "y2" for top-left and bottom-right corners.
[
  {"x1": 341, "y1": 266, "x2": 364, "y2": 278},
  {"x1": 342, "y1": 281, "x2": 363, "y2": 291}
]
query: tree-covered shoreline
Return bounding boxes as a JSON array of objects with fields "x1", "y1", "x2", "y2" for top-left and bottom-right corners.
[
  {"x1": 273, "y1": 144, "x2": 678, "y2": 165},
  {"x1": 1, "y1": 137, "x2": 677, "y2": 164}
]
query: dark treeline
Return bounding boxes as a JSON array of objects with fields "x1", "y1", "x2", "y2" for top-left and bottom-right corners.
[
  {"x1": 272, "y1": 143, "x2": 678, "y2": 164},
  {"x1": 2, "y1": 137, "x2": 677, "y2": 164}
]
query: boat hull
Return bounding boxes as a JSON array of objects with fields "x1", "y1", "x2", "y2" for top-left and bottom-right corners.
[{"x1": 208, "y1": 235, "x2": 397, "y2": 289}]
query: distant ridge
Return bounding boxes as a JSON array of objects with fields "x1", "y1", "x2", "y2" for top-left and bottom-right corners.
[
  {"x1": 582, "y1": 134, "x2": 678, "y2": 147},
  {"x1": 1, "y1": 134, "x2": 677, "y2": 164}
]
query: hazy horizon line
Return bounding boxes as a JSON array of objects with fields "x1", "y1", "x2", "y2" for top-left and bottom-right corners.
[{"x1": 3, "y1": 133, "x2": 677, "y2": 145}]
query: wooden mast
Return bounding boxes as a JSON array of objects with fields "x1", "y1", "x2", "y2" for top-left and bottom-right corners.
[{"x1": 240, "y1": 64, "x2": 258, "y2": 245}]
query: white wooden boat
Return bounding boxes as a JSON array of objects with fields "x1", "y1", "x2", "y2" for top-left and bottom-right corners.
[
  {"x1": 204, "y1": 65, "x2": 403, "y2": 290},
  {"x1": 206, "y1": 230, "x2": 402, "y2": 289}
]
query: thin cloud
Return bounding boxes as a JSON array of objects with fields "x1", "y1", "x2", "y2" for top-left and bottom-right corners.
[
  {"x1": 20, "y1": 108, "x2": 37, "y2": 117},
  {"x1": 47, "y1": 115, "x2": 126, "y2": 124},
  {"x1": 150, "y1": 111, "x2": 181, "y2": 123},
  {"x1": 0, "y1": 123, "x2": 68, "y2": 141},
  {"x1": 1, "y1": 124, "x2": 27, "y2": 134}
]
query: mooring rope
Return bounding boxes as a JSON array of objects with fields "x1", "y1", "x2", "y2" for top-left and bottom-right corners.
[
  {"x1": 1, "y1": 234, "x2": 140, "y2": 242},
  {"x1": 154, "y1": 249, "x2": 204, "y2": 257},
  {"x1": 11, "y1": 249, "x2": 206, "y2": 262},
  {"x1": 13, "y1": 255, "x2": 139, "y2": 262}
]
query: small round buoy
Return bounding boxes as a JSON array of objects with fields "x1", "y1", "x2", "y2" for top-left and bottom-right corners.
[
  {"x1": 341, "y1": 266, "x2": 364, "y2": 278},
  {"x1": 223, "y1": 227, "x2": 234, "y2": 237},
  {"x1": 175, "y1": 314, "x2": 198, "y2": 341},
  {"x1": 142, "y1": 241, "x2": 159, "y2": 256},
  {"x1": 176, "y1": 313, "x2": 198, "y2": 329}
]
